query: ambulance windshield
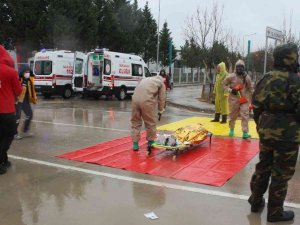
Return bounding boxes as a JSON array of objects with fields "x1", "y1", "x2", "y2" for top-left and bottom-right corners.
[{"x1": 34, "y1": 60, "x2": 52, "y2": 75}]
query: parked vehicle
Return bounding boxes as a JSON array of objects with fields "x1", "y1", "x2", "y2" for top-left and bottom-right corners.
[
  {"x1": 72, "y1": 49, "x2": 152, "y2": 100},
  {"x1": 33, "y1": 49, "x2": 74, "y2": 98}
]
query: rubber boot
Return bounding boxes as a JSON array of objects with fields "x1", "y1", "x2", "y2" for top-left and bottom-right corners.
[
  {"x1": 211, "y1": 113, "x2": 220, "y2": 122},
  {"x1": 248, "y1": 196, "x2": 265, "y2": 212},
  {"x1": 220, "y1": 115, "x2": 227, "y2": 124},
  {"x1": 148, "y1": 140, "x2": 155, "y2": 147},
  {"x1": 133, "y1": 142, "x2": 139, "y2": 151},
  {"x1": 229, "y1": 128, "x2": 234, "y2": 137},
  {"x1": 267, "y1": 210, "x2": 294, "y2": 222},
  {"x1": 243, "y1": 132, "x2": 251, "y2": 139}
]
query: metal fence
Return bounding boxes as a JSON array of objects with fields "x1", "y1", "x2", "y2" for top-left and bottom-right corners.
[
  {"x1": 172, "y1": 68, "x2": 205, "y2": 85},
  {"x1": 171, "y1": 67, "x2": 263, "y2": 85}
]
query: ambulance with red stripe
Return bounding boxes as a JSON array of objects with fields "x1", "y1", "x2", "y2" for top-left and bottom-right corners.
[
  {"x1": 33, "y1": 49, "x2": 74, "y2": 98},
  {"x1": 72, "y1": 49, "x2": 152, "y2": 100}
]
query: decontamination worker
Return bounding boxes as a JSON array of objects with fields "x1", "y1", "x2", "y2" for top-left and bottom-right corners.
[
  {"x1": 248, "y1": 43, "x2": 300, "y2": 223},
  {"x1": 0, "y1": 45, "x2": 22, "y2": 174},
  {"x1": 131, "y1": 75, "x2": 166, "y2": 151},
  {"x1": 211, "y1": 62, "x2": 228, "y2": 123},
  {"x1": 223, "y1": 59, "x2": 253, "y2": 138},
  {"x1": 15, "y1": 66, "x2": 37, "y2": 139}
]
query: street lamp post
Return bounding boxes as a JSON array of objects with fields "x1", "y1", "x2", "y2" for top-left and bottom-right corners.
[
  {"x1": 242, "y1": 33, "x2": 256, "y2": 59},
  {"x1": 156, "y1": 0, "x2": 161, "y2": 72}
]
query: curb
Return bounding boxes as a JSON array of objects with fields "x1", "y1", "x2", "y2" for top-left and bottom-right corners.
[{"x1": 166, "y1": 100, "x2": 215, "y2": 113}]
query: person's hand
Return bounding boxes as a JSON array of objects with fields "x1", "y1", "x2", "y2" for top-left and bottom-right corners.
[
  {"x1": 158, "y1": 109, "x2": 165, "y2": 114},
  {"x1": 228, "y1": 88, "x2": 238, "y2": 95}
]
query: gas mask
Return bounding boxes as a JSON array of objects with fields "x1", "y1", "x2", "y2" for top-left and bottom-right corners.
[{"x1": 235, "y1": 65, "x2": 245, "y2": 76}]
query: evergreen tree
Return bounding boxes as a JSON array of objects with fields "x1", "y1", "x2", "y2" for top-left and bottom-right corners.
[
  {"x1": 159, "y1": 22, "x2": 176, "y2": 67},
  {"x1": 137, "y1": 2, "x2": 157, "y2": 63}
]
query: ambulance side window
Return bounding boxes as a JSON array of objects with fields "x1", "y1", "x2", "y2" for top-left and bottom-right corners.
[
  {"x1": 104, "y1": 59, "x2": 111, "y2": 75},
  {"x1": 75, "y1": 58, "x2": 83, "y2": 74},
  {"x1": 44, "y1": 61, "x2": 52, "y2": 75},
  {"x1": 144, "y1": 67, "x2": 151, "y2": 77},
  {"x1": 34, "y1": 61, "x2": 52, "y2": 75},
  {"x1": 132, "y1": 64, "x2": 143, "y2": 77}
]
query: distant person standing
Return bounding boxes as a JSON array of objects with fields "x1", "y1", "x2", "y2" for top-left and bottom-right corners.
[
  {"x1": 211, "y1": 62, "x2": 228, "y2": 123},
  {"x1": 223, "y1": 59, "x2": 253, "y2": 138},
  {"x1": 0, "y1": 45, "x2": 22, "y2": 174},
  {"x1": 248, "y1": 43, "x2": 300, "y2": 223},
  {"x1": 131, "y1": 75, "x2": 166, "y2": 151},
  {"x1": 159, "y1": 69, "x2": 170, "y2": 90},
  {"x1": 15, "y1": 66, "x2": 37, "y2": 139}
]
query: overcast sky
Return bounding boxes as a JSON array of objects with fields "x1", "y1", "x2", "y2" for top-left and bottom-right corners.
[{"x1": 137, "y1": 0, "x2": 300, "y2": 51}]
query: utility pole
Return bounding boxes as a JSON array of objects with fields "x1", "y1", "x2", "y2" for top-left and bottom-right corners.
[{"x1": 156, "y1": 0, "x2": 161, "y2": 71}]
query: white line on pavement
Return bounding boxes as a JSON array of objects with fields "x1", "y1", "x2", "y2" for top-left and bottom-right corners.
[
  {"x1": 8, "y1": 154, "x2": 300, "y2": 209},
  {"x1": 31, "y1": 120, "x2": 131, "y2": 133}
]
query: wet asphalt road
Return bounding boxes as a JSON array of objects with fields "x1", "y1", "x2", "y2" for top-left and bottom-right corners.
[{"x1": 0, "y1": 87, "x2": 299, "y2": 225}]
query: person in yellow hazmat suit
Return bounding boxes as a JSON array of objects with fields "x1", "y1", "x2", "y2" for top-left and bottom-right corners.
[
  {"x1": 211, "y1": 62, "x2": 228, "y2": 123},
  {"x1": 131, "y1": 75, "x2": 166, "y2": 151}
]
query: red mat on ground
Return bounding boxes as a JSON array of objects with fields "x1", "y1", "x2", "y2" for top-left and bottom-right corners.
[{"x1": 57, "y1": 134, "x2": 259, "y2": 186}]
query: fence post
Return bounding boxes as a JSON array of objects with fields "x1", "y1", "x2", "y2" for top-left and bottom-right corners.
[
  {"x1": 192, "y1": 68, "x2": 195, "y2": 83},
  {"x1": 179, "y1": 68, "x2": 181, "y2": 84},
  {"x1": 186, "y1": 70, "x2": 188, "y2": 83}
]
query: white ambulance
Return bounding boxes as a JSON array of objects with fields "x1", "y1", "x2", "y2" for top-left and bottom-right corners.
[
  {"x1": 72, "y1": 49, "x2": 152, "y2": 100},
  {"x1": 33, "y1": 49, "x2": 74, "y2": 98}
]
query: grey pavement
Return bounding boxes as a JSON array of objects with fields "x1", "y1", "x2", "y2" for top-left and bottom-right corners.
[
  {"x1": 167, "y1": 85, "x2": 215, "y2": 113},
  {"x1": 0, "y1": 87, "x2": 299, "y2": 225}
]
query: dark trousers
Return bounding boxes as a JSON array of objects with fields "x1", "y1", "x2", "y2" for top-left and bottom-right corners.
[
  {"x1": 250, "y1": 139, "x2": 299, "y2": 216},
  {"x1": 0, "y1": 113, "x2": 17, "y2": 163},
  {"x1": 16, "y1": 101, "x2": 33, "y2": 133}
]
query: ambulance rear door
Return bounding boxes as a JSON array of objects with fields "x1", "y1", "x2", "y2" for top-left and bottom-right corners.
[
  {"x1": 87, "y1": 53, "x2": 104, "y2": 89},
  {"x1": 72, "y1": 51, "x2": 86, "y2": 92}
]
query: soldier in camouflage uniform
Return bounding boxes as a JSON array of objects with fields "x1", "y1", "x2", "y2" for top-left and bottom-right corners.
[{"x1": 248, "y1": 42, "x2": 300, "y2": 223}]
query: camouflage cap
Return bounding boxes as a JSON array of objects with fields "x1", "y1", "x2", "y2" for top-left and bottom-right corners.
[{"x1": 273, "y1": 42, "x2": 299, "y2": 71}]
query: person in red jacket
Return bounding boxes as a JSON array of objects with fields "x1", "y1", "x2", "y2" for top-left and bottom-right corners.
[
  {"x1": 0, "y1": 44, "x2": 22, "y2": 174},
  {"x1": 159, "y1": 69, "x2": 170, "y2": 90}
]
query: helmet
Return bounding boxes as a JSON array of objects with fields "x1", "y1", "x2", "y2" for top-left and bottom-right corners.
[{"x1": 273, "y1": 42, "x2": 299, "y2": 72}]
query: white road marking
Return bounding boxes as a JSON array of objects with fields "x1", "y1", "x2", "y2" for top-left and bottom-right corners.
[
  {"x1": 8, "y1": 154, "x2": 300, "y2": 209},
  {"x1": 31, "y1": 120, "x2": 131, "y2": 133}
]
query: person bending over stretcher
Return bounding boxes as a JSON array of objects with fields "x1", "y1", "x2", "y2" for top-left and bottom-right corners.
[{"x1": 131, "y1": 75, "x2": 166, "y2": 151}]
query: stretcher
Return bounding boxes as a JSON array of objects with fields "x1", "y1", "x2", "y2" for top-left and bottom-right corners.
[{"x1": 148, "y1": 123, "x2": 213, "y2": 160}]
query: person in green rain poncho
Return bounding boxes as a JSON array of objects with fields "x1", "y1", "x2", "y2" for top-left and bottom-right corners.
[{"x1": 211, "y1": 62, "x2": 228, "y2": 123}]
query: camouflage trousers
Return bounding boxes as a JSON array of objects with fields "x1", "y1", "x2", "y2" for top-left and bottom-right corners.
[{"x1": 250, "y1": 139, "x2": 299, "y2": 216}]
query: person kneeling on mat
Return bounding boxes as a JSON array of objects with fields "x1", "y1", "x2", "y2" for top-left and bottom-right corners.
[{"x1": 131, "y1": 75, "x2": 166, "y2": 151}]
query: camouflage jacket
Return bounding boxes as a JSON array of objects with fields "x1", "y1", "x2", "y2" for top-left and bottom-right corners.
[{"x1": 252, "y1": 70, "x2": 300, "y2": 144}]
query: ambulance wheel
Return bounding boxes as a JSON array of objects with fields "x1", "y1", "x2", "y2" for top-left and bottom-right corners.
[
  {"x1": 43, "y1": 93, "x2": 52, "y2": 99},
  {"x1": 63, "y1": 86, "x2": 73, "y2": 99},
  {"x1": 93, "y1": 93, "x2": 101, "y2": 99},
  {"x1": 117, "y1": 87, "x2": 127, "y2": 100}
]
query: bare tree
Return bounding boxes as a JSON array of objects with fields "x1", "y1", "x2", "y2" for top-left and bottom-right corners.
[
  {"x1": 282, "y1": 11, "x2": 300, "y2": 45},
  {"x1": 184, "y1": 7, "x2": 212, "y2": 50}
]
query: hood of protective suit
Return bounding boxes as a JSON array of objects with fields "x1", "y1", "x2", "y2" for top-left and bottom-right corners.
[
  {"x1": 235, "y1": 59, "x2": 245, "y2": 67},
  {"x1": 218, "y1": 62, "x2": 227, "y2": 75},
  {"x1": 0, "y1": 45, "x2": 15, "y2": 68}
]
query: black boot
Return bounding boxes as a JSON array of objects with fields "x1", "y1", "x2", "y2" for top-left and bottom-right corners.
[
  {"x1": 267, "y1": 210, "x2": 294, "y2": 222},
  {"x1": 248, "y1": 196, "x2": 265, "y2": 212},
  {"x1": 220, "y1": 115, "x2": 227, "y2": 124},
  {"x1": 211, "y1": 113, "x2": 220, "y2": 122}
]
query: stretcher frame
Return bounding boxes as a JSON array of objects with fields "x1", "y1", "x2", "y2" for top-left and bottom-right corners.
[{"x1": 147, "y1": 132, "x2": 213, "y2": 160}]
